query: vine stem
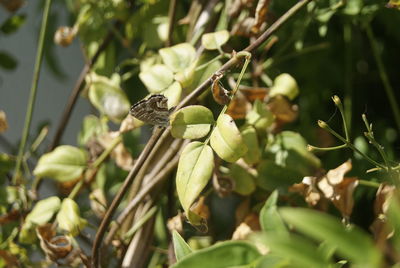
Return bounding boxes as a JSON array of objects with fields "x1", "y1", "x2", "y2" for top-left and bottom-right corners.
[
  {"x1": 12, "y1": 0, "x2": 53, "y2": 184},
  {"x1": 365, "y1": 22, "x2": 400, "y2": 134},
  {"x1": 48, "y1": 25, "x2": 117, "y2": 151},
  {"x1": 91, "y1": 1, "x2": 311, "y2": 266}
]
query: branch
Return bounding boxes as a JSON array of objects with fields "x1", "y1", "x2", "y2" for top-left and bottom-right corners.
[{"x1": 166, "y1": 0, "x2": 177, "y2": 46}]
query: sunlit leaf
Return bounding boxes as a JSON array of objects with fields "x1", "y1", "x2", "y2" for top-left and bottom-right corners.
[
  {"x1": 241, "y1": 126, "x2": 261, "y2": 165},
  {"x1": 56, "y1": 198, "x2": 87, "y2": 236},
  {"x1": 19, "y1": 197, "x2": 61, "y2": 244},
  {"x1": 210, "y1": 114, "x2": 248, "y2": 162},
  {"x1": 139, "y1": 64, "x2": 174, "y2": 92},
  {"x1": 161, "y1": 81, "x2": 182, "y2": 108},
  {"x1": 201, "y1": 30, "x2": 230, "y2": 50},
  {"x1": 170, "y1": 105, "x2": 214, "y2": 139},
  {"x1": 173, "y1": 230, "x2": 193, "y2": 261},
  {"x1": 176, "y1": 142, "x2": 214, "y2": 225},
  {"x1": 269, "y1": 74, "x2": 299, "y2": 100},
  {"x1": 159, "y1": 43, "x2": 196, "y2": 72},
  {"x1": 86, "y1": 72, "x2": 130, "y2": 122},
  {"x1": 33, "y1": 145, "x2": 88, "y2": 182}
]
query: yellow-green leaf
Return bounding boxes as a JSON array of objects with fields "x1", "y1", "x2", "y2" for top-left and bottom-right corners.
[
  {"x1": 159, "y1": 43, "x2": 196, "y2": 72},
  {"x1": 86, "y1": 72, "x2": 130, "y2": 122},
  {"x1": 269, "y1": 73, "x2": 299, "y2": 100},
  {"x1": 139, "y1": 64, "x2": 174, "y2": 92},
  {"x1": 176, "y1": 142, "x2": 214, "y2": 224},
  {"x1": 229, "y1": 164, "x2": 256, "y2": 195},
  {"x1": 241, "y1": 126, "x2": 261, "y2": 164},
  {"x1": 201, "y1": 30, "x2": 230, "y2": 50},
  {"x1": 210, "y1": 114, "x2": 248, "y2": 162},
  {"x1": 171, "y1": 105, "x2": 214, "y2": 139},
  {"x1": 33, "y1": 145, "x2": 88, "y2": 182},
  {"x1": 56, "y1": 198, "x2": 87, "y2": 236}
]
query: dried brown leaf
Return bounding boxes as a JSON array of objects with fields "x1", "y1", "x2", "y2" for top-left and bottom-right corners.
[
  {"x1": 267, "y1": 95, "x2": 298, "y2": 124},
  {"x1": 252, "y1": 0, "x2": 271, "y2": 34},
  {"x1": 240, "y1": 87, "x2": 268, "y2": 102},
  {"x1": 37, "y1": 224, "x2": 72, "y2": 261},
  {"x1": 289, "y1": 176, "x2": 321, "y2": 206},
  {"x1": 211, "y1": 73, "x2": 231, "y2": 105},
  {"x1": 167, "y1": 212, "x2": 184, "y2": 235},
  {"x1": 226, "y1": 91, "x2": 251, "y2": 119},
  {"x1": 0, "y1": 110, "x2": 8, "y2": 133}
]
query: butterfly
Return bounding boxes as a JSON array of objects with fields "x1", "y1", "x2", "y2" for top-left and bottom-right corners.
[{"x1": 129, "y1": 94, "x2": 174, "y2": 126}]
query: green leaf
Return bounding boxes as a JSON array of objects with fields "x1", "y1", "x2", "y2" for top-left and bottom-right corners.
[
  {"x1": 259, "y1": 190, "x2": 288, "y2": 235},
  {"x1": 77, "y1": 115, "x2": 109, "y2": 146},
  {"x1": 255, "y1": 232, "x2": 333, "y2": 268},
  {"x1": 229, "y1": 164, "x2": 256, "y2": 195},
  {"x1": 201, "y1": 30, "x2": 230, "y2": 50},
  {"x1": 257, "y1": 131, "x2": 320, "y2": 190},
  {"x1": 161, "y1": 81, "x2": 182, "y2": 108},
  {"x1": 25, "y1": 197, "x2": 61, "y2": 225},
  {"x1": 56, "y1": 198, "x2": 87, "y2": 236},
  {"x1": 170, "y1": 105, "x2": 214, "y2": 139},
  {"x1": 172, "y1": 230, "x2": 193, "y2": 261},
  {"x1": 33, "y1": 145, "x2": 88, "y2": 182},
  {"x1": 210, "y1": 114, "x2": 248, "y2": 163},
  {"x1": 86, "y1": 72, "x2": 130, "y2": 122},
  {"x1": 269, "y1": 74, "x2": 299, "y2": 100},
  {"x1": 159, "y1": 43, "x2": 196, "y2": 72},
  {"x1": 241, "y1": 126, "x2": 261, "y2": 165},
  {"x1": 0, "y1": 14, "x2": 26, "y2": 34},
  {"x1": 176, "y1": 142, "x2": 214, "y2": 224},
  {"x1": 255, "y1": 254, "x2": 290, "y2": 268},
  {"x1": 139, "y1": 64, "x2": 174, "y2": 92},
  {"x1": 0, "y1": 51, "x2": 17, "y2": 70},
  {"x1": 190, "y1": 56, "x2": 222, "y2": 91},
  {"x1": 245, "y1": 100, "x2": 274, "y2": 132},
  {"x1": 19, "y1": 197, "x2": 61, "y2": 243},
  {"x1": 171, "y1": 241, "x2": 261, "y2": 268},
  {"x1": 270, "y1": 131, "x2": 321, "y2": 173},
  {"x1": 279, "y1": 208, "x2": 382, "y2": 267},
  {"x1": 256, "y1": 160, "x2": 302, "y2": 190}
]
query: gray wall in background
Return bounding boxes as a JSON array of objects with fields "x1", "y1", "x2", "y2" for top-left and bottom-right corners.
[{"x1": 0, "y1": 2, "x2": 90, "y2": 153}]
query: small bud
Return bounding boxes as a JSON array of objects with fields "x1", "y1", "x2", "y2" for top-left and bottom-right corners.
[
  {"x1": 54, "y1": 26, "x2": 77, "y2": 47},
  {"x1": 307, "y1": 145, "x2": 315, "y2": 152},
  {"x1": 332, "y1": 95, "x2": 342, "y2": 106},
  {"x1": 318, "y1": 120, "x2": 328, "y2": 129}
]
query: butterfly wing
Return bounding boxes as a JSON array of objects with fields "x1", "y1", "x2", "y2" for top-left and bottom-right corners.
[{"x1": 129, "y1": 94, "x2": 170, "y2": 126}]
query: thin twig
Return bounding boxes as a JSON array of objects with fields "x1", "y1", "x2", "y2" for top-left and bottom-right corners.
[
  {"x1": 13, "y1": 0, "x2": 53, "y2": 184},
  {"x1": 91, "y1": 1, "x2": 311, "y2": 266},
  {"x1": 166, "y1": 0, "x2": 177, "y2": 46},
  {"x1": 104, "y1": 139, "x2": 185, "y2": 245},
  {"x1": 48, "y1": 28, "x2": 116, "y2": 151},
  {"x1": 92, "y1": 127, "x2": 164, "y2": 267}
]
